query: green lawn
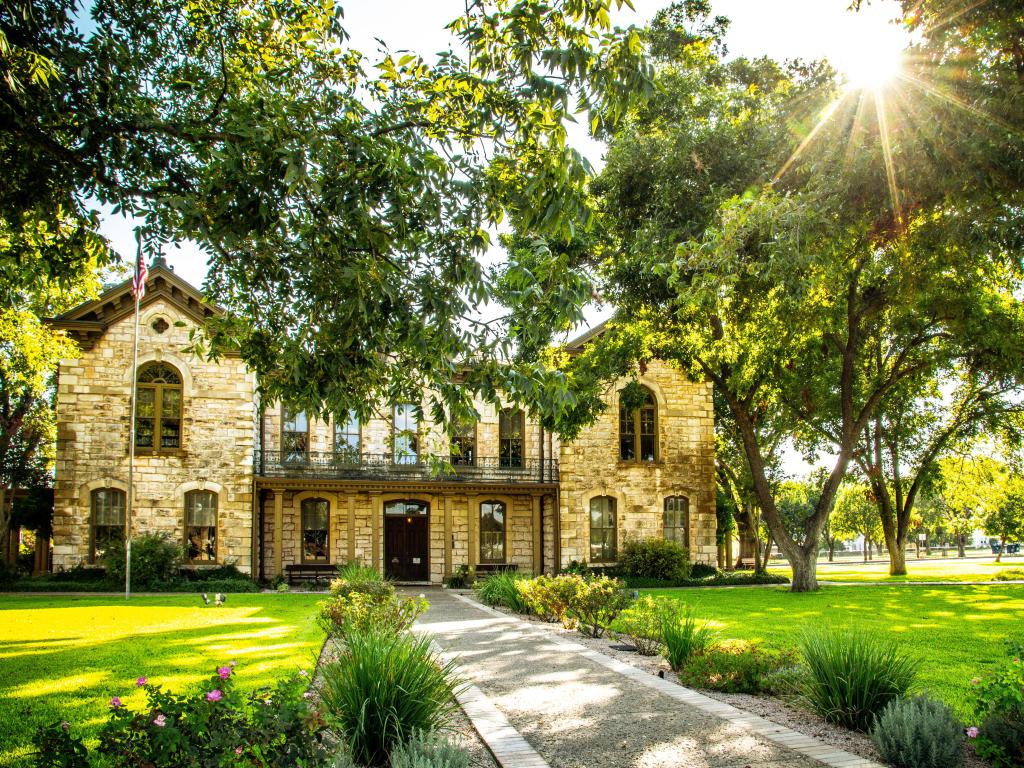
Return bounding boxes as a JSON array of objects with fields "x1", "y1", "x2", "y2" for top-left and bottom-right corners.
[
  {"x1": 645, "y1": 584, "x2": 1024, "y2": 720},
  {"x1": 766, "y1": 555, "x2": 1024, "y2": 583},
  {"x1": 0, "y1": 594, "x2": 326, "y2": 767}
]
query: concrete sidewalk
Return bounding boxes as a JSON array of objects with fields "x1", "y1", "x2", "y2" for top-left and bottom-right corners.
[{"x1": 416, "y1": 589, "x2": 881, "y2": 768}]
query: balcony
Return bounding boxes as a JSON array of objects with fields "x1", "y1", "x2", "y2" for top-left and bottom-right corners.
[{"x1": 255, "y1": 451, "x2": 559, "y2": 485}]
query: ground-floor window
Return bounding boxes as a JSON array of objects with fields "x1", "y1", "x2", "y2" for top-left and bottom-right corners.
[
  {"x1": 91, "y1": 488, "x2": 125, "y2": 563},
  {"x1": 185, "y1": 490, "x2": 218, "y2": 562},
  {"x1": 301, "y1": 498, "x2": 330, "y2": 562},
  {"x1": 589, "y1": 495, "x2": 617, "y2": 562},
  {"x1": 663, "y1": 495, "x2": 689, "y2": 549},
  {"x1": 479, "y1": 500, "x2": 507, "y2": 563}
]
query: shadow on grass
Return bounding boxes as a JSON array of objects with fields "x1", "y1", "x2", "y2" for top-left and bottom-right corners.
[{"x1": 0, "y1": 600, "x2": 324, "y2": 768}]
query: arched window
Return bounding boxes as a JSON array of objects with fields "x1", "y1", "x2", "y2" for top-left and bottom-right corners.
[
  {"x1": 451, "y1": 419, "x2": 476, "y2": 466},
  {"x1": 90, "y1": 488, "x2": 125, "y2": 563},
  {"x1": 185, "y1": 490, "x2": 218, "y2": 562},
  {"x1": 664, "y1": 496, "x2": 689, "y2": 549},
  {"x1": 393, "y1": 404, "x2": 419, "y2": 464},
  {"x1": 301, "y1": 498, "x2": 330, "y2": 563},
  {"x1": 499, "y1": 408, "x2": 524, "y2": 468},
  {"x1": 334, "y1": 410, "x2": 360, "y2": 463},
  {"x1": 479, "y1": 501, "x2": 507, "y2": 563},
  {"x1": 589, "y1": 496, "x2": 617, "y2": 562},
  {"x1": 619, "y1": 387, "x2": 657, "y2": 462},
  {"x1": 282, "y1": 407, "x2": 309, "y2": 460},
  {"x1": 136, "y1": 362, "x2": 182, "y2": 452}
]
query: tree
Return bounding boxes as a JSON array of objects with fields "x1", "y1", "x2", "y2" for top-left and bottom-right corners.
[
  {"x1": 1, "y1": 0, "x2": 653, "y2": 430},
  {"x1": 831, "y1": 484, "x2": 883, "y2": 562},
  {"x1": 576, "y1": 0, "x2": 1024, "y2": 592},
  {"x1": 983, "y1": 477, "x2": 1024, "y2": 563}
]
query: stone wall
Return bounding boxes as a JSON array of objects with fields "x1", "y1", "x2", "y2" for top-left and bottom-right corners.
[
  {"x1": 557, "y1": 361, "x2": 716, "y2": 567},
  {"x1": 52, "y1": 298, "x2": 257, "y2": 573}
]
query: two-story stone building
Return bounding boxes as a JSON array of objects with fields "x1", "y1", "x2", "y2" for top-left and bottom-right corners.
[{"x1": 50, "y1": 260, "x2": 716, "y2": 583}]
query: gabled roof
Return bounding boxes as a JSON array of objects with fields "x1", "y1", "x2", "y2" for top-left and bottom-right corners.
[
  {"x1": 563, "y1": 319, "x2": 609, "y2": 352},
  {"x1": 49, "y1": 256, "x2": 220, "y2": 350}
]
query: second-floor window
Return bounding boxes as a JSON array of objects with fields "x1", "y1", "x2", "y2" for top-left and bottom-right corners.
[
  {"x1": 393, "y1": 403, "x2": 419, "y2": 464},
  {"x1": 282, "y1": 408, "x2": 309, "y2": 459},
  {"x1": 451, "y1": 419, "x2": 476, "y2": 466},
  {"x1": 334, "y1": 410, "x2": 360, "y2": 462},
  {"x1": 499, "y1": 408, "x2": 524, "y2": 468},
  {"x1": 619, "y1": 386, "x2": 657, "y2": 462},
  {"x1": 135, "y1": 362, "x2": 182, "y2": 452}
]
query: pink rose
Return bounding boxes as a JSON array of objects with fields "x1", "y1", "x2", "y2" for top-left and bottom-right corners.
[
  {"x1": 136, "y1": 676, "x2": 147, "y2": 687},
  {"x1": 217, "y1": 666, "x2": 231, "y2": 680},
  {"x1": 109, "y1": 697, "x2": 122, "y2": 709},
  {"x1": 207, "y1": 689, "x2": 223, "y2": 702},
  {"x1": 967, "y1": 726, "x2": 979, "y2": 739},
  {"x1": 229, "y1": 660, "x2": 237, "y2": 667},
  {"x1": 153, "y1": 714, "x2": 167, "y2": 728},
  {"x1": 234, "y1": 747, "x2": 243, "y2": 756}
]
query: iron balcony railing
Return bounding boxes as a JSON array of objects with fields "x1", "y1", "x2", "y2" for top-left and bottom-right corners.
[{"x1": 256, "y1": 451, "x2": 559, "y2": 484}]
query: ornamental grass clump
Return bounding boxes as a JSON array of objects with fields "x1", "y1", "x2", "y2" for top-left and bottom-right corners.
[
  {"x1": 662, "y1": 604, "x2": 717, "y2": 672},
  {"x1": 473, "y1": 571, "x2": 530, "y2": 613},
  {"x1": 318, "y1": 630, "x2": 461, "y2": 767},
  {"x1": 800, "y1": 630, "x2": 919, "y2": 731},
  {"x1": 870, "y1": 695, "x2": 964, "y2": 768},
  {"x1": 335, "y1": 561, "x2": 384, "y2": 583}
]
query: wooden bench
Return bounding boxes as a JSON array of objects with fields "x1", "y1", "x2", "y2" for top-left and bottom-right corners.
[{"x1": 285, "y1": 563, "x2": 336, "y2": 586}]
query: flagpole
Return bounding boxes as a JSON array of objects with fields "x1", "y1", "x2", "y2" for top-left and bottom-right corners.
[{"x1": 126, "y1": 240, "x2": 144, "y2": 600}]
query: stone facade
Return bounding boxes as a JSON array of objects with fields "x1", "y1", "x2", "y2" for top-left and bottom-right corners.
[{"x1": 51, "y1": 265, "x2": 716, "y2": 582}]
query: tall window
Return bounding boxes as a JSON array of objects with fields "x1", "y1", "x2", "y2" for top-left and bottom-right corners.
[
  {"x1": 282, "y1": 408, "x2": 309, "y2": 459},
  {"x1": 393, "y1": 403, "x2": 419, "y2": 464},
  {"x1": 479, "y1": 501, "x2": 506, "y2": 563},
  {"x1": 619, "y1": 387, "x2": 657, "y2": 462},
  {"x1": 135, "y1": 362, "x2": 182, "y2": 452},
  {"x1": 185, "y1": 490, "x2": 218, "y2": 562},
  {"x1": 589, "y1": 496, "x2": 617, "y2": 562},
  {"x1": 334, "y1": 410, "x2": 360, "y2": 462},
  {"x1": 301, "y1": 498, "x2": 330, "y2": 563},
  {"x1": 451, "y1": 419, "x2": 476, "y2": 466},
  {"x1": 91, "y1": 488, "x2": 125, "y2": 562},
  {"x1": 499, "y1": 408, "x2": 524, "y2": 468},
  {"x1": 664, "y1": 496, "x2": 689, "y2": 549}
]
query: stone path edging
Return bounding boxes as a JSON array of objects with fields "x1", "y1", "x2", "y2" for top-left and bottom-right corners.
[
  {"x1": 413, "y1": 631, "x2": 551, "y2": 768},
  {"x1": 449, "y1": 592, "x2": 886, "y2": 768}
]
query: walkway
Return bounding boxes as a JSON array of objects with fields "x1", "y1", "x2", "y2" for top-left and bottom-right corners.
[{"x1": 415, "y1": 589, "x2": 881, "y2": 768}]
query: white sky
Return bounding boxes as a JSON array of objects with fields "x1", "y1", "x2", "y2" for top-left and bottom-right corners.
[{"x1": 97, "y1": 0, "x2": 908, "y2": 477}]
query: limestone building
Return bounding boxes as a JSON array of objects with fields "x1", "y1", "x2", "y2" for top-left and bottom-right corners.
[{"x1": 50, "y1": 260, "x2": 716, "y2": 583}]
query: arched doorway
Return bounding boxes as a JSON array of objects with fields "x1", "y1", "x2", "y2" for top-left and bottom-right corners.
[{"x1": 383, "y1": 499, "x2": 430, "y2": 581}]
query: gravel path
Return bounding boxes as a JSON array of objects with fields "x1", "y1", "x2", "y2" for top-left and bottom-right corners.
[{"x1": 417, "y1": 590, "x2": 836, "y2": 768}]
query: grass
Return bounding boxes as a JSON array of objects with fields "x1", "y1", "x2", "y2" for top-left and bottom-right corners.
[
  {"x1": 0, "y1": 594, "x2": 326, "y2": 767},
  {"x1": 767, "y1": 554, "x2": 1024, "y2": 583},
  {"x1": 643, "y1": 584, "x2": 1024, "y2": 719}
]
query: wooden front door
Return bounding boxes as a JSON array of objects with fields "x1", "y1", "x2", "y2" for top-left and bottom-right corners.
[{"x1": 384, "y1": 500, "x2": 429, "y2": 581}]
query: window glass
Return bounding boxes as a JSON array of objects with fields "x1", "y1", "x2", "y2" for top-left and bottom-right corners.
[
  {"x1": 619, "y1": 387, "x2": 657, "y2": 462},
  {"x1": 334, "y1": 411, "x2": 360, "y2": 462},
  {"x1": 393, "y1": 404, "x2": 419, "y2": 464},
  {"x1": 282, "y1": 408, "x2": 309, "y2": 458},
  {"x1": 135, "y1": 362, "x2": 183, "y2": 452},
  {"x1": 301, "y1": 498, "x2": 329, "y2": 562},
  {"x1": 384, "y1": 500, "x2": 429, "y2": 516},
  {"x1": 499, "y1": 409, "x2": 524, "y2": 468},
  {"x1": 589, "y1": 496, "x2": 617, "y2": 562},
  {"x1": 664, "y1": 496, "x2": 689, "y2": 548},
  {"x1": 479, "y1": 501, "x2": 506, "y2": 562},
  {"x1": 91, "y1": 488, "x2": 125, "y2": 562},
  {"x1": 451, "y1": 419, "x2": 476, "y2": 466},
  {"x1": 185, "y1": 491, "x2": 218, "y2": 562}
]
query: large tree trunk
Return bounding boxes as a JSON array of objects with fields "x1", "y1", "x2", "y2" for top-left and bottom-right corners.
[
  {"x1": 790, "y1": 548, "x2": 820, "y2": 591},
  {"x1": 957, "y1": 534, "x2": 966, "y2": 558},
  {"x1": 760, "y1": 532, "x2": 773, "y2": 573},
  {"x1": 996, "y1": 536, "x2": 1005, "y2": 563},
  {"x1": 889, "y1": 542, "x2": 907, "y2": 574},
  {"x1": 827, "y1": 538, "x2": 835, "y2": 562},
  {"x1": 0, "y1": 486, "x2": 11, "y2": 566}
]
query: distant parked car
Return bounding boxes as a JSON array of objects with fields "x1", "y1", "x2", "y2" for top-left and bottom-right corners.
[{"x1": 990, "y1": 539, "x2": 1021, "y2": 555}]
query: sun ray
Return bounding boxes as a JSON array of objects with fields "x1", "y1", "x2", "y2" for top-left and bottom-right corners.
[
  {"x1": 873, "y1": 88, "x2": 902, "y2": 224},
  {"x1": 773, "y1": 92, "x2": 849, "y2": 183},
  {"x1": 896, "y1": 70, "x2": 1023, "y2": 139}
]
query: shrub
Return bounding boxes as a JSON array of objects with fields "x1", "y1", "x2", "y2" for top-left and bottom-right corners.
[
  {"x1": 318, "y1": 580, "x2": 426, "y2": 639},
  {"x1": 870, "y1": 695, "x2": 964, "y2": 768},
  {"x1": 33, "y1": 664, "x2": 330, "y2": 768},
  {"x1": 336, "y1": 561, "x2": 383, "y2": 583},
  {"x1": 689, "y1": 563, "x2": 719, "y2": 579},
  {"x1": 613, "y1": 595, "x2": 665, "y2": 655},
  {"x1": 678, "y1": 640, "x2": 797, "y2": 694},
  {"x1": 181, "y1": 563, "x2": 247, "y2": 581},
  {"x1": 518, "y1": 574, "x2": 582, "y2": 627},
  {"x1": 318, "y1": 630, "x2": 461, "y2": 767},
  {"x1": 995, "y1": 568, "x2": 1024, "y2": 582},
  {"x1": 563, "y1": 560, "x2": 590, "y2": 576},
  {"x1": 619, "y1": 538, "x2": 691, "y2": 581},
  {"x1": 184, "y1": 577, "x2": 260, "y2": 594},
  {"x1": 761, "y1": 664, "x2": 810, "y2": 699},
  {"x1": 473, "y1": 571, "x2": 530, "y2": 613},
  {"x1": 444, "y1": 564, "x2": 473, "y2": 589},
  {"x1": 389, "y1": 730, "x2": 470, "y2": 768},
  {"x1": 800, "y1": 630, "x2": 919, "y2": 731},
  {"x1": 973, "y1": 641, "x2": 1024, "y2": 767},
  {"x1": 566, "y1": 575, "x2": 632, "y2": 638},
  {"x1": 662, "y1": 605, "x2": 717, "y2": 672},
  {"x1": 103, "y1": 533, "x2": 183, "y2": 590}
]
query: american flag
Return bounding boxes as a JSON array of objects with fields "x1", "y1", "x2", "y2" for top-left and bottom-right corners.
[{"x1": 130, "y1": 251, "x2": 148, "y2": 299}]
